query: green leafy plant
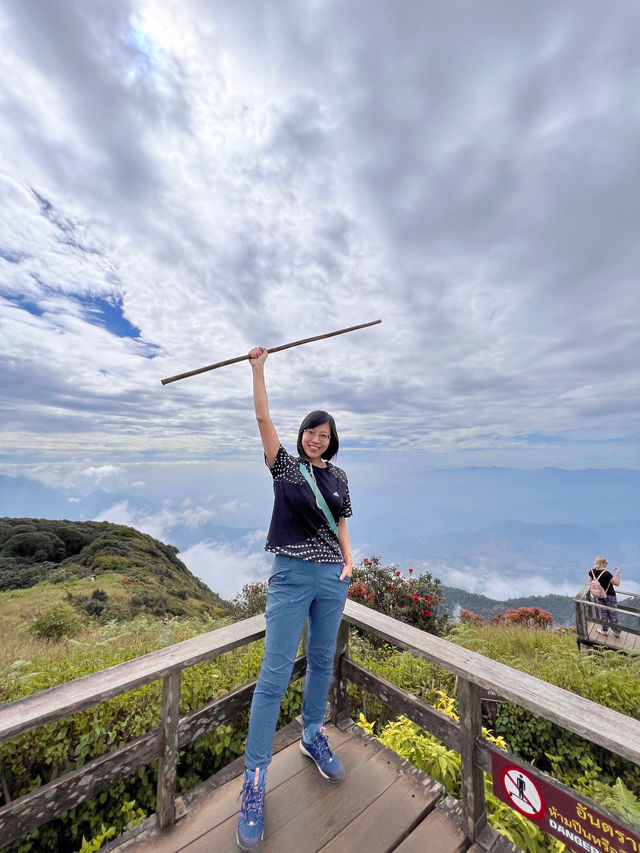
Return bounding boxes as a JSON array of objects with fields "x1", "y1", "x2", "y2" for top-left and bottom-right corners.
[
  {"x1": 29, "y1": 604, "x2": 82, "y2": 641},
  {"x1": 357, "y1": 705, "x2": 564, "y2": 853},
  {"x1": 76, "y1": 824, "x2": 116, "y2": 852}
]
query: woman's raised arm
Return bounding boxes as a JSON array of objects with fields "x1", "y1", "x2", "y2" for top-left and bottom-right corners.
[{"x1": 249, "y1": 347, "x2": 280, "y2": 467}]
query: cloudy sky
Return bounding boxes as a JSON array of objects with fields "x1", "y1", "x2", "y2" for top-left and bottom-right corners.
[{"x1": 1, "y1": 1, "x2": 639, "y2": 597}]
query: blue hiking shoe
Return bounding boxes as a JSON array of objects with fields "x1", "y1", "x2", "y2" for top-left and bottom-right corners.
[
  {"x1": 300, "y1": 728, "x2": 345, "y2": 783},
  {"x1": 236, "y1": 767, "x2": 266, "y2": 851}
]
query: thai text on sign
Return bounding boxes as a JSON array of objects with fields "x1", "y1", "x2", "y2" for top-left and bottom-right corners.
[{"x1": 490, "y1": 751, "x2": 639, "y2": 853}]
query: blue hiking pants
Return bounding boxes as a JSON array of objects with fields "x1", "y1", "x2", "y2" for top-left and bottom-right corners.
[{"x1": 244, "y1": 555, "x2": 350, "y2": 771}]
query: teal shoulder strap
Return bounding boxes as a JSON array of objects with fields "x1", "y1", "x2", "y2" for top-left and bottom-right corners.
[{"x1": 298, "y1": 462, "x2": 339, "y2": 536}]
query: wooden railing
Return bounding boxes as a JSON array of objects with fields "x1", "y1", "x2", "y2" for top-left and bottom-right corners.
[
  {"x1": 338, "y1": 600, "x2": 640, "y2": 843},
  {"x1": 1, "y1": 600, "x2": 640, "y2": 850},
  {"x1": 574, "y1": 582, "x2": 640, "y2": 648},
  {"x1": 0, "y1": 615, "x2": 281, "y2": 848}
]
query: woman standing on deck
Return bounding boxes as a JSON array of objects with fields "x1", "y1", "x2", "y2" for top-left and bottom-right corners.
[
  {"x1": 237, "y1": 347, "x2": 353, "y2": 852},
  {"x1": 589, "y1": 556, "x2": 621, "y2": 639}
]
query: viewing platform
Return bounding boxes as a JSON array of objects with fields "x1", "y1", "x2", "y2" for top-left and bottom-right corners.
[
  {"x1": 1, "y1": 600, "x2": 639, "y2": 852},
  {"x1": 574, "y1": 584, "x2": 640, "y2": 653},
  {"x1": 110, "y1": 719, "x2": 514, "y2": 853}
]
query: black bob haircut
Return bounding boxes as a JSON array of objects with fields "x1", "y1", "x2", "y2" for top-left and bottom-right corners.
[{"x1": 297, "y1": 410, "x2": 339, "y2": 461}]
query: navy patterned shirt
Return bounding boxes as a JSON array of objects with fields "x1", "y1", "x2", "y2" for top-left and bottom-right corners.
[{"x1": 264, "y1": 446, "x2": 352, "y2": 563}]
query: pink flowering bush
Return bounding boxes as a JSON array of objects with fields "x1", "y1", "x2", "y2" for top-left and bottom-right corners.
[{"x1": 349, "y1": 556, "x2": 447, "y2": 636}]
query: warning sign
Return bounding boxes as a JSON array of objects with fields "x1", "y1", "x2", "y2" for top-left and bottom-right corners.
[
  {"x1": 501, "y1": 766, "x2": 544, "y2": 819},
  {"x1": 491, "y1": 751, "x2": 640, "y2": 853}
]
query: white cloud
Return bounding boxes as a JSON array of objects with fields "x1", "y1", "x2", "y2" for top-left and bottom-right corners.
[
  {"x1": 433, "y1": 564, "x2": 580, "y2": 600},
  {"x1": 178, "y1": 539, "x2": 272, "y2": 599},
  {"x1": 81, "y1": 464, "x2": 123, "y2": 481},
  {"x1": 1, "y1": 0, "x2": 640, "y2": 557},
  {"x1": 219, "y1": 499, "x2": 251, "y2": 514},
  {"x1": 93, "y1": 498, "x2": 222, "y2": 541}
]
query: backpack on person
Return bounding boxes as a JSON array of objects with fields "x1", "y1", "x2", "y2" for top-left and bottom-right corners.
[{"x1": 589, "y1": 569, "x2": 607, "y2": 599}]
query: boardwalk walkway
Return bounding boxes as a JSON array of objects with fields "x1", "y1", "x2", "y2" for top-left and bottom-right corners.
[
  {"x1": 574, "y1": 585, "x2": 640, "y2": 653},
  {"x1": 107, "y1": 719, "x2": 517, "y2": 853},
  {"x1": 584, "y1": 618, "x2": 640, "y2": 652}
]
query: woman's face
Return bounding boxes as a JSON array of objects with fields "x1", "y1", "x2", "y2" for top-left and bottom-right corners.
[{"x1": 301, "y1": 423, "x2": 331, "y2": 462}]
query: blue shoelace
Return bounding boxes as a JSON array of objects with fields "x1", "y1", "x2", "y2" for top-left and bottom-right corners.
[
  {"x1": 241, "y1": 777, "x2": 265, "y2": 824},
  {"x1": 310, "y1": 731, "x2": 334, "y2": 762}
]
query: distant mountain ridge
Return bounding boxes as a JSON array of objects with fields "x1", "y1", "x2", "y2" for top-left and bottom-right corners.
[
  {"x1": 403, "y1": 518, "x2": 640, "y2": 597},
  {"x1": 439, "y1": 585, "x2": 577, "y2": 626},
  {"x1": 1, "y1": 467, "x2": 639, "y2": 599}
]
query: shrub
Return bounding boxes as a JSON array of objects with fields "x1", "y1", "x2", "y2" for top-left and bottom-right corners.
[
  {"x1": 229, "y1": 582, "x2": 268, "y2": 618},
  {"x1": 348, "y1": 556, "x2": 448, "y2": 636},
  {"x1": 85, "y1": 599, "x2": 105, "y2": 617},
  {"x1": 93, "y1": 555, "x2": 131, "y2": 572},
  {"x1": 1, "y1": 531, "x2": 66, "y2": 563},
  {"x1": 30, "y1": 605, "x2": 81, "y2": 641},
  {"x1": 51, "y1": 568, "x2": 70, "y2": 584},
  {"x1": 491, "y1": 607, "x2": 552, "y2": 629},
  {"x1": 90, "y1": 589, "x2": 109, "y2": 603},
  {"x1": 459, "y1": 608, "x2": 484, "y2": 625}
]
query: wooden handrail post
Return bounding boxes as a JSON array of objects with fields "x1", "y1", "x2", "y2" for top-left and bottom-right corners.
[
  {"x1": 157, "y1": 671, "x2": 181, "y2": 829},
  {"x1": 575, "y1": 596, "x2": 588, "y2": 651},
  {"x1": 329, "y1": 620, "x2": 350, "y2": 725},
  {"x1": 457, "y1": 677, "x2": 487, "y2": 842}
]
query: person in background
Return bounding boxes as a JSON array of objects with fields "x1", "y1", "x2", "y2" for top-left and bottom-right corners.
[
  {"x1": 236, "y1": 346, "x2": 353, "y2": 852},
  {"x1": 589, "y1": 556, "x2": 621, "y2": 639}
]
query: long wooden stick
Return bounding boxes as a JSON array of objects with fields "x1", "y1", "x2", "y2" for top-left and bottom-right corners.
[{"x1": 160, "y1": 319, "x2": 382, "y2": 385}]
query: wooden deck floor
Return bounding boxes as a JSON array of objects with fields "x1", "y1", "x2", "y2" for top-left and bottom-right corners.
[
  {"x1": 106, "y1": 719, "x2": 518, "y2": 853},
  {"x1": 584, "y1": 620, "x2": 640, "y2": 653}
]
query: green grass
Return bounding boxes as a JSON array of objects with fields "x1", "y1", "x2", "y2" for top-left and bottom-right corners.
[{"x1": 446, "y1": 621, "x2": 640, "y2": 719}]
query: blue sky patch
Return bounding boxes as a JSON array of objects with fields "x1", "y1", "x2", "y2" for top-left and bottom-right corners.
[
  {"x1": 6, "y1": 293, "x2": 44, "y2": 317},
  {"x1": 79, "y1": 294, "x2": 142, "y2": 339}
]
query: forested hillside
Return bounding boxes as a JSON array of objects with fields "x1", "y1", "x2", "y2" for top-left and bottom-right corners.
[
  {"x1": 440, "y1": 585, "x2": 575, "y2": 625},
  {"x1": 0, "y1": 517, "x2": 225, "y2": 621}
]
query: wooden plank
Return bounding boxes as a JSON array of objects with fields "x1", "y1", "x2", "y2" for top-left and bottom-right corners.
[
  {"x1": 0, "y1": 614, "x2": 267, "y2": 743},
  {"x1": 342, "y1": 658, "x2": 461, "y2": 751},
  {"x1": 0, "y1": 730, "x2": 161, "y2": 849},
  {"x1": 157, "y1": 671, "x2": 180, "y2": 829},
  {"x1": 320, "y1": 758, "x2": 443, "y2": 853},
  {"x1": 110, "y1": 723, "x2": 356, "y2": 853},
  {"x1": 458, "y1": 678, "x2": 486, "y2": 841},
  {"x1": 587, "y1": 622, "x2": 629, "y2": 650},
  {"x1": 259, "y1": 739, "x2": 402, "y2": 851},
  {"x1": 395, "y1": 794, "x2": 467, "y2": 853},
  {"x1": 575, "y1": 585, "x2": 588, "y2": 639},
  {"x1": 343, "y1": 601, "x2": 640, "y2": 764},
  {"x1": 176, "y1": 728, "x2": 384, "y2": 852},
  {"x1": 467, "y1": 823, "x2": 520, "y2": 852}
]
